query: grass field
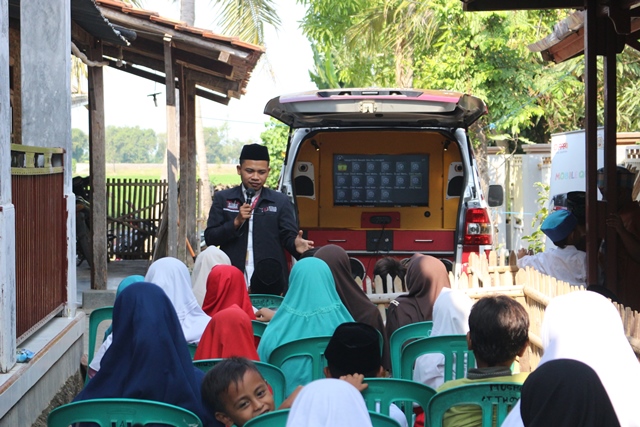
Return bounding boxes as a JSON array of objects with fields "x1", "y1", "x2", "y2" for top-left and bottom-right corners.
[{"x1": 76, "y1": 163, "x2": 239, "y2": 186}]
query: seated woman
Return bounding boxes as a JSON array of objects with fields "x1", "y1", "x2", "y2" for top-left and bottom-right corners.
[
  {"x1": 145, "y1": 256, "x2": 211, "y2": 344},
  {"x1": 74, "y1": 283, "x2": 220, "y2": 427},
  {"x1": 502, "y1": 291, "x2": 640, "y2": 427},
  {"x1": 192, "y1": 246, "x2": 232, "y2": 306},
  {"x1": 413, "y1": 288, "x2": 473, "y2": 388},
  {"x1": 88, "y1": 275, "x2": 144, "y2": 377},
  {"x1": 194, "y1": 304, "x2": 259, "y2": 361},
  {"x1": 385, "y1": 254, "x2": 451, "y2": 342},
  {"x1": 257, "y1": 258, "x2": 354, "y2": 396},
  {"x1": 202, "y1": 265, "x2": 255, "y2": 320},
  {"x1": 314, "y1": 245, "x2": 389, "y2": 370},
  {"x1": 286, "y1": 378, "x2": 373, "y2": 427}
]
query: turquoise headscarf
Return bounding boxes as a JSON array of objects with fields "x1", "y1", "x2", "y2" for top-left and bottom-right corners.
[
  {"x1": 103, "y1": 275, "x2": 144, "y2": 340},
  {"x1": 257, "y1": 258, "x2": 354, "y2": 395}
]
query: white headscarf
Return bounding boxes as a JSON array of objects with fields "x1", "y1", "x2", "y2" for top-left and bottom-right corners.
[
  {"x1": 286, "y1": 379, "x2": 373, "y2": 427},
  {"x1": 145, "y1": 257, "x2": 210, "y2": 344},
  {"x1": 502, "y1": 291, "x2": 640, "y2": 427},
  {"x1": 413, "y1": 288, "x2": 473, "y2": 388},
  {"x1": 191, "y1": 246, "x2": 231, "y2": 306}
]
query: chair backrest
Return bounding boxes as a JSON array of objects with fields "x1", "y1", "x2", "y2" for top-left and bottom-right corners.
[
  {"x1": 250, "y1": 294, "x2": 284, "y2": 310},
  {"x1": 268, "y1": 336, "x2": 332, "y2": 384},
  {"x1": 361, "y1": 377, "x2": 437, "y2": 427},
  {"x1": 88, "y1": 307, "x2": 114, "y2": 365},
  {"x1": 188, "y1": 343, "x2": 198, "y2": 359},
  {"x1": 47, "y1": 398, "x2": 203, "y2": 427},
  {"x1": 87, "y1": 306, "x2": 114, "y2": 382},
  {"x1": 370, "y1": 411, "x2": 403, "y2": 427},
  {"x1": 400, "y1": 335, "x2": 475, "y2": 382},
  {"x1": 389, "y1": 321, "x2": 433, "y2": 376},
  {"x1": 243, "y1": 409, "x2": 290, "y2": 427},
  {"x1": 427, "y1": 382, "x2": 522, "y2": 427},
  {"x1": 252, "y1": 320, "x2": 268, "y2": 338},
  {"x1": 193, "y1": 359, "x2": 287, "y2": 407}
]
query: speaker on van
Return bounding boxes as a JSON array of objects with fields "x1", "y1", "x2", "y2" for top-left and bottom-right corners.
[
  {"x1": 446, "y1": 162, "x2": 464, "y2": 199},
  {"x1": 294, "y1": 162, "x2": 315, "y2": 199}
]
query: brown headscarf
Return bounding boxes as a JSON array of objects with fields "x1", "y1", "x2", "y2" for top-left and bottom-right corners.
[
  {"x1": 385, "y1": 254, "x2": 450, "y2": 343},
  {"x1": 314, "y1": 245, "x2": 390, "y2": 370}
]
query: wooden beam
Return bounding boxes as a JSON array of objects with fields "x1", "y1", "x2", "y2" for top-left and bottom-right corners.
[
  {"x1": 104, "y1": 60, "x2": 230, "y2": 104},
  {"x1": 184, "y1": 67, "x2": 239, "y2": 93},
  {"x1": 164, "y1": 36, "x2": 178, "y2": 258},
  {"x1": 88, "y1": 38, "x2": 108, "y2": 290}
]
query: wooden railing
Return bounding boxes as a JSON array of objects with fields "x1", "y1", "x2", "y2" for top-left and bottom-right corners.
[{"x1": 362, "y1": 250, "x2": 640, "y2": 369}]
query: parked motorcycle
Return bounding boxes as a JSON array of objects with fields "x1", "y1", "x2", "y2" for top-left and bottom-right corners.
[{"x1": 73, "y1": 176, "x2": 92, "y2": 267}]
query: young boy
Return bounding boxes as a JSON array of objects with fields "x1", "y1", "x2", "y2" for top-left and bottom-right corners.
[
  {"x1": 436, "y1": 294, "x2": 530, "y2": 427},
  {"x1": 202, "y1": 357, "x2": 298, "y2": 427},
  {"x1": 324, "y1": 322, "x2": 408, "y2": 427}
]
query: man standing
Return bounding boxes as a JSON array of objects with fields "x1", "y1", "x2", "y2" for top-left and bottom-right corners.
[{"x1": 204, "y1": 144, "x2": 313, "y2": 285}]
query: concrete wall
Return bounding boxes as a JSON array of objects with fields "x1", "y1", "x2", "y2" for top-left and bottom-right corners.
[{"x1": 0, "y1": 314, "x2": 84, "y2": 427}]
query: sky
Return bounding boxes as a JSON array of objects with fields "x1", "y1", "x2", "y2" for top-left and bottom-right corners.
[{"x1": 71, "y1": 0, "x2": 317, "y2": 142}]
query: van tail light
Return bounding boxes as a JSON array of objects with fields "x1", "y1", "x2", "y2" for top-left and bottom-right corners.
[{"x1": 464, "y1": 208, "x2": 493, "y2": 245}]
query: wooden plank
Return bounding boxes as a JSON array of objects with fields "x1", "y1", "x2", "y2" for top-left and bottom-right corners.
[
  {"x1": 88, "y1": 39, "x2": 108, "y2": 290},
  {"x1": 178, "y1": 65, "x2": 188, "y2": 263},
  {"x1": 164, "y1": 37, "x2": 179, "y2": 258}
]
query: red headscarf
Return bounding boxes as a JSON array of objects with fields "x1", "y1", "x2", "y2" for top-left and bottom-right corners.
[
  {"x1": 194, "y1": 305, "x2": 259, "y2": 361},
  {"x1": 201, "y1": 265, "x2": 256, "y2": 320}
]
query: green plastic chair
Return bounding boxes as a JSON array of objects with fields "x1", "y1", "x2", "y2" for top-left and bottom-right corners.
[
  {"x1": 47, "y1": 398, "x2": 203, "y2": 427},
  {"x1": 252, "y1": 320, "x2": 268, "y2": 338},
  {"x1": 188, "y1": 343, "x2": 198, "y2": 359},
  {"x1": 268, "y1": 336, "x2": 332, "y2": 383},
  {"x1": 243, "y1": 409, "x2": 290, "y2": 427},
  {"x1": 250, "y1": 294, "x2": 284, "y2": 309},
  {"x1": 389, "y1": 321, "x2": 433, "y2": 377},
  {"x1": 427, "y1": 382, "x2": 522, "y2": 427},
  {"x1": 400, "y1": 334, "x2": 475, "y2": 382},
  {"x1": 362, "y1": 377, "x2": 437, "y2": 427},
  {"x1": 193, "y1": 359, "x2": 287, "y2": 407},
  {"x1": 87, "y1": 306, "x2": 114, "y2": 382},
  {"x1": 370, "y1": 411, "x2": 403, "y2": 427}
]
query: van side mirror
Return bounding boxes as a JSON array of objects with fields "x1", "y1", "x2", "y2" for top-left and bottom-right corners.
[{"x1": 488, "y1": 185, "x2": 504, "y2": 207}]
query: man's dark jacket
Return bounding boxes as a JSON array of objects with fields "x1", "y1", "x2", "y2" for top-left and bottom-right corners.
[{"x1": 204, "y1": 186, "x2": 299, "y2": 281}]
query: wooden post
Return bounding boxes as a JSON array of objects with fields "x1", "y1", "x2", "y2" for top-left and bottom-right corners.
[
  {"x1": 178, "y1": 64, "x2": 188, "y2": 262},
  {"x1": 584, "y1": 0, "x2": 599, "y2": 286},
  {"x1": 164, "y1": 35, "x2": 178, "y2": 258},
  {"x1": 88, "y1": 38, "x2": 108, "y2": 290},
  {"x1": 0, "y1": 0, "x2": 17, "y2": 372},
  {"x1": 603, "y1": 18, "x2": 618, "y2": 292},
  {"x1": 186, "y1": 78, "x2": 198, "y2": 265}
]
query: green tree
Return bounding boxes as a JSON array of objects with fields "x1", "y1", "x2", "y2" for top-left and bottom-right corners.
[
  {"x1": 105, "y1": 126, "x2": 159, "y2": 163},
  {"x1": 71, "y1": 128, "x2": 89, "y2": 162},
  {"x1": 260, "y1": 118, "x2": 288, "y2": 188}
]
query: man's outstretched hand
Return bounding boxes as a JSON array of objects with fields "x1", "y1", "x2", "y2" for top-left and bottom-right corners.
[{"x1": 294, "y1": 230, "x2": 314, "y2": 254}]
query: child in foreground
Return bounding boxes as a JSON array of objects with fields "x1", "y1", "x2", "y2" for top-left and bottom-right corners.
[
  {"x1": 434, "y1": 294, "x2": 530, "y2": 427},
  {"x1": 202, "y1": 357, "x2": 299, "y2": 427}
]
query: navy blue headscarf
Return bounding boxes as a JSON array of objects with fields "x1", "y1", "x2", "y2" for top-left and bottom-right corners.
[{"x1": 74, "y1": 282, "x2": 220, "y2": 426}]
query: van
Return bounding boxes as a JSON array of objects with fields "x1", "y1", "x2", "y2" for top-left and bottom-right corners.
[{"x1": 264, "y1": 89, "x2": 503, "y2": 279}]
